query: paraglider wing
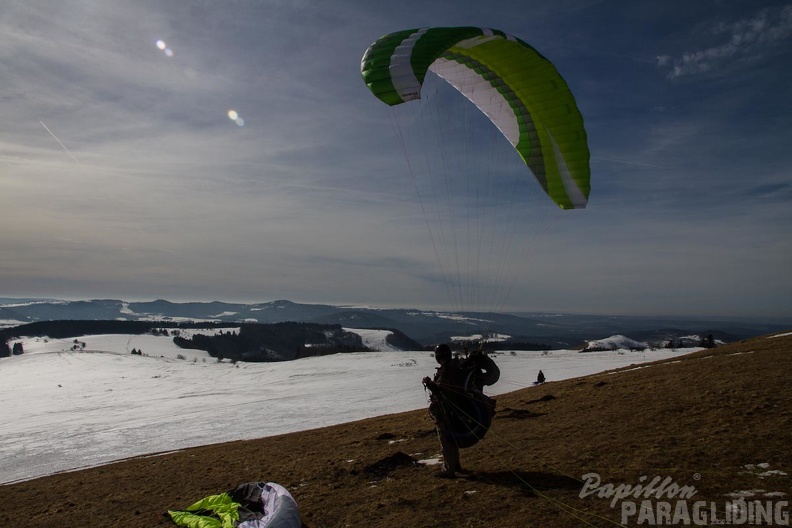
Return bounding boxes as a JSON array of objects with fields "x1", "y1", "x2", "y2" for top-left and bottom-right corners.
[
  {"x1": 361, "y1": 26, "x2": 590, "y2": 210},
  {"x1": 168, "y1": 481, "x2": 301, "y2": 528}
]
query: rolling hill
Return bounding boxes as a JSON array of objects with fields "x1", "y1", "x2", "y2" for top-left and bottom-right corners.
[
  {"x1": 2, "y1": 298, "x2": 787, "y2": 349},
  {"x1": 0, "y1": 330, "x2": 789, "y2": 527}
]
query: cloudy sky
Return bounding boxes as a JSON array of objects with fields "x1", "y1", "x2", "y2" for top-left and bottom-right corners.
[{"x1": 1, "y1": 0, "x2": 790, "y2": 318}]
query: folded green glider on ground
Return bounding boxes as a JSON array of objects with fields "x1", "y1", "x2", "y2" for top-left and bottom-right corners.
[
  {"x1": 361, "y1": 26, "x2": 591, "y2": 210},
  {"x1": 168, "y1": 481, "x2": 301, "y2": 528}
]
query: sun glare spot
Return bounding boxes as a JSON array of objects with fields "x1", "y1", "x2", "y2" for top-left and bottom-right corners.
[
  {"x1": 227, "y1": 110, "x2": 245, "y2": 126},
  {"x1": 156, "y1": 39, "x2": 173, "y2": 57}
]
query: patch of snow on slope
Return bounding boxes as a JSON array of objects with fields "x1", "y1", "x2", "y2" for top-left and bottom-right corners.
[
  {"x1": 9, "y1": 334, "x2": 212, "y2": 361},
  {"x1": 584, "y1": 334, "x2": 649, "y2": 351},
  {"x1": 0, "y1": 300, "x2": 67, "y2": 308},
  {"x1": 450, "y1": 333, "x2": 511, "y2": 343},
  {"x1": 211, "y1": 311, "x2": 238, "y2": 318},
  {"x1": 344, "y1": 328, "x2": 400, "y2": 352},
  {"x1": 0, "y1": 319, "x2": 27, "y2": 329}
]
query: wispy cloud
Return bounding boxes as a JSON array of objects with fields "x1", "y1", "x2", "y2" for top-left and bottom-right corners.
[{"x1": 657, "y1": 5, "x2": 792, "y2": 79}]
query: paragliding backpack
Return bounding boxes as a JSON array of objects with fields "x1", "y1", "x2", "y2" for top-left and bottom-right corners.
[{"x1": 428, "y1": 355, "x2": 497, "y2": 448}]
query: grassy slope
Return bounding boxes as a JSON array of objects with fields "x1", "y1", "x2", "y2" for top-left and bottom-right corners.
[{"x1": 1, "y1": 332, "x2": 790, "y2": 527}]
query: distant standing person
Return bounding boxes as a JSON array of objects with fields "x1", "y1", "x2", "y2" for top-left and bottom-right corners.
[{"x1": 422, "y1": 344, "x2": 499, "y2": 478}]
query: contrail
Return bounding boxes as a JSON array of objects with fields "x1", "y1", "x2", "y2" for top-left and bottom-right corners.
[{"x1": 40, "y1": 120, "x2": 80, "y2": 164}]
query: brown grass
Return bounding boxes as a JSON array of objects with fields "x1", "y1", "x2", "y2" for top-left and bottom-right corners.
[{"x1": 1, "y1": 332, "x2": 790, "y2": 527}]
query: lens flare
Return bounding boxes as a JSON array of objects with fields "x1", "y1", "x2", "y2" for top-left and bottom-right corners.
[
  {"x1": 156, "y1": 39, "x2": 173, "y2": 57},
  {"x1": 227, "y1": 110, "x2": 244, "y2": 126}
]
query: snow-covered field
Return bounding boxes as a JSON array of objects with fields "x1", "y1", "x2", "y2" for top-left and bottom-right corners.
[{"x1": 0, "y1": 330, "x2": 697, "y2": 484}]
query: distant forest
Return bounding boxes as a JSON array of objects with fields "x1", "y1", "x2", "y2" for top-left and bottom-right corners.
[
  {"x1": 477, "y1": 340, "x2": 552, "y2": 352},
  {"x1": 172, "y1": 322, "x2": 372, "y2": 361}
]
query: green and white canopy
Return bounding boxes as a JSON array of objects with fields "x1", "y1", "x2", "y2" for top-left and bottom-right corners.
[{"x1": 361, "y1": 27, "x2": 590, "y2": 210}]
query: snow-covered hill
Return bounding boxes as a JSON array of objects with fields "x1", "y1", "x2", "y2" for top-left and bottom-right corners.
[
  {"x1": 582, "y1": 334, "x2": 650, "y2": 351},
  {"x1": 0, "y1": 332, "x2": 698, "y2": 484}
]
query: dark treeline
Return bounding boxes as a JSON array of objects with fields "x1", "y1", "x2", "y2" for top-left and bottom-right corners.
[
  {"x1": 479, "y1": 340, "x2": 552, "y2": 351},
  {"x1": 173, "y1": 322, "x2": 371, "y2": 362}
]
